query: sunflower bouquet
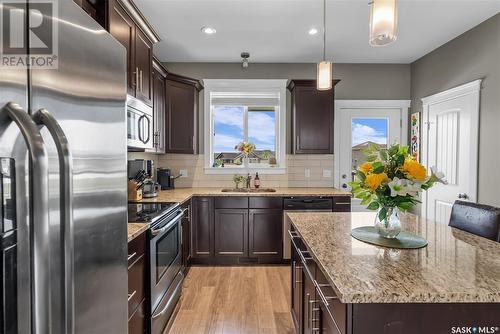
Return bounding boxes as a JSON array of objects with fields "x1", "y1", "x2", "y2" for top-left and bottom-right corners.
[{"x1": 348, "y1": 143, "x2": 446, "y2": 237}]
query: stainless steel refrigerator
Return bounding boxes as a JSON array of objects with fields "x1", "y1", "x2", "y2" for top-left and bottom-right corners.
[{"x1": 0, "y1": 1, "x2": 128, "y2": 333}]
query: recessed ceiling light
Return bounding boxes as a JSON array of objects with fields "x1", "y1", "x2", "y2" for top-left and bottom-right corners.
[
  {"x1": 308, "y1": 28, "x2": 318, "y2": 35},
  {"x1": 201, "y1": 26, "x2": 216, "y2": 35}
]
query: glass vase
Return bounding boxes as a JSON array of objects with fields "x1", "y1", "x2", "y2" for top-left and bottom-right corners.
[{"x1": 374, "y1": 206, "x2": 401, "y2": 239}]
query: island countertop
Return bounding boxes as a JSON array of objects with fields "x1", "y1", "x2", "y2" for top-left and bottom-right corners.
[{"x1": 286, "y1": 211, "x2": 500, "y2": 304}]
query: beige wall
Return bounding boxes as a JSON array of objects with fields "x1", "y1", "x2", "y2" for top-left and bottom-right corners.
[
  {"x1": 164, "y1": 62, "x2": 411, "y2": 153},
  {"x1": 410, "y1": 14, "x2": 500, "y2": 206}
]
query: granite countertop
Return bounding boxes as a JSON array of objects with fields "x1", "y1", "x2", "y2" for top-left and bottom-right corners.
[
  {"x1": 286, "y1": 211, "x2": 500, "y2": 304},
  {"x1": 137, "y1": 187, "x2": 350, "y2": 204},
  {"x1": 128, "y1": 222, "x2": 149, "y2": 242}
]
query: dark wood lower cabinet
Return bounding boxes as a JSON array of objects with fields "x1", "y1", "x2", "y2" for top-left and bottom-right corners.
[
  {"x1": 128, "y1": 300, "x2": 146, "y2": 334},
  {"x1": 181, "y1": 200, "x2": 192, "y2": 273},
  {"x1": 191, "y1": 197, "x2": 214, "y2": 259},
  {"x1": 214, "y1": 209, "x2": 248, "y2": 256},
  {"x1": 128, "y1": 232, "x2": 146, "y2": 334},
  {"x1": 249, "y1": 209, "x2": 283, "y2": 262},
  {"x1": 291, "y1": 227, "x2": 304, "y2": 332}
]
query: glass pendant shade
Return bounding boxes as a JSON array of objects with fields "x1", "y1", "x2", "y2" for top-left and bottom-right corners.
[
  {"x1": 369, "y1": 0, "x2": 398, "y2": 46},
  {"x1": 317, "y1": 61, "x2": 332, "y2": 90}
]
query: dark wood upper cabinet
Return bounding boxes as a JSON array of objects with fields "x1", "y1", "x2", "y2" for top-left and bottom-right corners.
[
  {"x1": 288, "y1": 80, "x2": 340, "y2": 154},
  {"x1": 191, "y1": 197, "x2": 214, "y2": 258},
  {"x1": 108, "y1": 0, "x2": 136, "y2": 96},
  {"x1": 135, "y1": 29, "x2": 153, "y2": 105},
  {"x1": 248, "y1": 209, "x2": 283, "y2": 260},
  {"x1": 107, "y1": 0, "x2": 157, "y2": 105},
  {"x1": 214, "y1": 209, "x2": 248, "y2": 257},
  {"x1": 151, "y1": 59, "x2": 167, "y2": 153},
  {"x1": 165, "y1": 74, "x2": 202, "y2": 154}
]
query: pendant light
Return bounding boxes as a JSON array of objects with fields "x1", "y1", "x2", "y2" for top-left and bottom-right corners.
[
  {"x1": 369, "y1": 0, "x2": 398, "y2": 46},
  {"x1": 317, "y1": 0, "x2": 332, "y2": 91}
]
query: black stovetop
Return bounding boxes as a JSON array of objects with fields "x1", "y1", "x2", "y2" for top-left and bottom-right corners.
[{"x1": 127, "y1": 202, "x2": 179, "y2": 224}]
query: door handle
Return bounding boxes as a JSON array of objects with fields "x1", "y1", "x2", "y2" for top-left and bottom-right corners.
[
  {"x1": 137, "y1": 115, "x2": 144, "y2": 143},
  {"x1": 143, "y1": 116, "x2": 151, "y2": 144},
  {"x1": 458, "y1": 193, "x2": 469, "y2": 200},
  {"x1": 1, "y1": 102, "x2": 51, "y2": 334},
  {"x1": 139, "y1": 70, "x2": 143, "y2": 93},
  {"x1": 33, "y1": 108, "x2": 75, "y2": 334}
]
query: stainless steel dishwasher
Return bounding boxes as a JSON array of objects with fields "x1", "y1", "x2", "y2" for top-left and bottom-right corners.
[{"x1": 282, "y1": 197, "x2": 334, "y2": 259}]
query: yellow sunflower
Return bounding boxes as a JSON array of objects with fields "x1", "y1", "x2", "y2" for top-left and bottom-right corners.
[
  {"x1": 403, "y1": 159, "x2": 427, "y2": 181},
  {"x1": 365, "y1": 173, "x2": 388, "y2": 192},
  {"x1": 359, "y1": 162, "x2": 373, "y2": 175}
]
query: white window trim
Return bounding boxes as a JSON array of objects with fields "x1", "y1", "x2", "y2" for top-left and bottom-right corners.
[
  {"x1": 333, "y1": 100, "x2": 411, "y2": 189},
  {"x1": 203, "y1": 79, "x2": 287, "y2": 174}
]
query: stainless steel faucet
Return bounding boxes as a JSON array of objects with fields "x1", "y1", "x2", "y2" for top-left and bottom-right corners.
[{"x1": 246, "y1": 173, "x2": 252, "y2": 189}]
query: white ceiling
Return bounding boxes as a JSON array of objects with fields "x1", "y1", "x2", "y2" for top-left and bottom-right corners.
[{"x1": 135, "y1": 0, "x2": 500, "y2": 63}]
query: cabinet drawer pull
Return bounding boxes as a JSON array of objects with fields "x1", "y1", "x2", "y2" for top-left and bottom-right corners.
[
  {"x1": 288, "y1": 230, "x2": 300, "y2": 239},
  {"x1": 127, "y1": 252, "x2": 137, "y2": 261},
  {"x1": 128, "y1": 290, "x2": 136, "y2": 302},
  {"x1": 314, "y1": 281, "x2": 338, "y2": 307}
]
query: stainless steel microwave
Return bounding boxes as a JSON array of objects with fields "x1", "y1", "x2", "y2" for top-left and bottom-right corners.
[{"x1": 127, "y1": 95, "x2": 153, "y2": 150}]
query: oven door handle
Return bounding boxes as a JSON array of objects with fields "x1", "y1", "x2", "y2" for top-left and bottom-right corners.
[
  {"x1": 151, "y1": 272, "x2": 184, "y2": 319},
  {"x1": 151, "y1": 209, "x2": 186, "y2": 237}
]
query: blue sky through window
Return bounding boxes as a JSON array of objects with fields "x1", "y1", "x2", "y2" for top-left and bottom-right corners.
[
  {"x1": 214, "y1": 106, "x2": 276, "y2": 153},
  {"x1": 351, "y1": 118, "x2": 388, "y2": 146}
]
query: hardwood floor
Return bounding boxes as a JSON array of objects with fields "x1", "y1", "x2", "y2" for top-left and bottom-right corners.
[{"x1": 167, "y1": 266, "x2": 295, "y2": 334}]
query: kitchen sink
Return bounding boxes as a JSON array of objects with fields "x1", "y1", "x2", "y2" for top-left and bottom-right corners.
[{"x1": 221, "y1": 188, "x2": 277, "y2": 193}]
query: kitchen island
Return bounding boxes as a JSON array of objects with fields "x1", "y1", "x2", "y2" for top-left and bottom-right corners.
[{"x1": 286, "y1": 211, "x2": 500, "y2": 334}]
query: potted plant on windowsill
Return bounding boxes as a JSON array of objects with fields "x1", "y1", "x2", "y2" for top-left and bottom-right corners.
[{"x1": 348, "y1": 143, "x2": 447, "y2": 238}]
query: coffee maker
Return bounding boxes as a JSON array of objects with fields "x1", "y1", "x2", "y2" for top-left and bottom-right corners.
[{"x1": 157, "y1": 168, "x2": 175, "y2": 189}]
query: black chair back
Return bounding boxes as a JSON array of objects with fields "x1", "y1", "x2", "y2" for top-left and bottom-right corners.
[{"x1": 449, "y1": 200, "x2": 500, "y2": 242}]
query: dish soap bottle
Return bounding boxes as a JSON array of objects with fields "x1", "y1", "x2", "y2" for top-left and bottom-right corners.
[{"x1": 254, "y1": 172, "x2": 260, "y2": 189}]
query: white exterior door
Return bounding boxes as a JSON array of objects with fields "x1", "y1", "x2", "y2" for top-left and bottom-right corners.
[
  {"x1": 422, "y1": 80, "x2": 481, "y2": 224},
  {"x1": 334, "y1": 101, "x2": 410, "y2": 212}
]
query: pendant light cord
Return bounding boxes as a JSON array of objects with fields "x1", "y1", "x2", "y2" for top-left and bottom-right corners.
[{"x1": 323, "y1": 0, "x2": 326, "y2": 61}]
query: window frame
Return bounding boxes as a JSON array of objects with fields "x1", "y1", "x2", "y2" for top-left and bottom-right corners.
[{"x1": 203, "y1": 79, "x2": 287, "y2": 174}]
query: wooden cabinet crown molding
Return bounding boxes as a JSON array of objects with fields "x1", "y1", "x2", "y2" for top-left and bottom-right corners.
[
  {"x1": 153, "y1": 57, "x2": 168, "y2": 77},
  {"x1": 165, "y1": 72, "x2": 204, "y2": 92},
  {"x1": 287, "y1": 79, "x2": 341, "y2": 91},
  {"x1": 112, "y1": 0, "x2": 161, "y2": 43}
]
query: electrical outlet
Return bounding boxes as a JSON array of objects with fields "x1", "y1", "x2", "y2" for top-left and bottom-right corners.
[
  {"x1": 323, "y1": 169, "x2": 332, "y2": 178},
  {"x1": 305, "y1": 168, "x2": 311, "y2": 178},
  {"x1": 179, "y1": 169, "x2": 188, "y2": 178}
]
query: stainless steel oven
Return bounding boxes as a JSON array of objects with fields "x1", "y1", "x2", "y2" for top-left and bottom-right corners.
[
  {"x1": 127, "y1": 95, "x2": 153, "y2": 150},
  {"x1": 149, "y1": 206, "x2": 185, "y2": 334}
]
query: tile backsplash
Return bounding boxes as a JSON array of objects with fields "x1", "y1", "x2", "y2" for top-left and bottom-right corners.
[{"x1": 127, "y1": 153, "x2": 335, "y2": 188}]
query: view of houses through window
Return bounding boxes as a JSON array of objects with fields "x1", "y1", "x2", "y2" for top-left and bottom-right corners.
[
  {"x1": 351, "y1": 118, "x2": 388, "y2": 170},
  {"x1": 213, "y1": 106, "x2": 277, "y2": 168}
]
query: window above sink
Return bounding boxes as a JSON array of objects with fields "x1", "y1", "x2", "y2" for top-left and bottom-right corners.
[{"x1": 203, "y1": 79, "x2": 287, "y2": 174}]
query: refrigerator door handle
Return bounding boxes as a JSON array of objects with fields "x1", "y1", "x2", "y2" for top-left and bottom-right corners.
[
  {"x1": 33, "y1": 108, "x2": 75, "y2": 334},
  {"x1": 0, "y1": 102, "x2": 51, "y2": 334}
]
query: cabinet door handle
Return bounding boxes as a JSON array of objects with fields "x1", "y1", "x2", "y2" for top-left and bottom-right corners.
[
  {"x1": 139, "y1": 70, "x2": 143, "y2": 93},
  {"x1": 192, "y1": 135, "x2": 195, "y2": 152},
  {"x1": 127, "y1": 290, "x2": 136, "y2": 302},
  {"x1": 135, "y1": 67, "x2": 139, "y2": 89},
  {"x1": 127, "y1": 252, "x2": 137, "y2": 261},
  {"x1": 296, "y1": 136, "x2": 300, "y2": 150}
]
